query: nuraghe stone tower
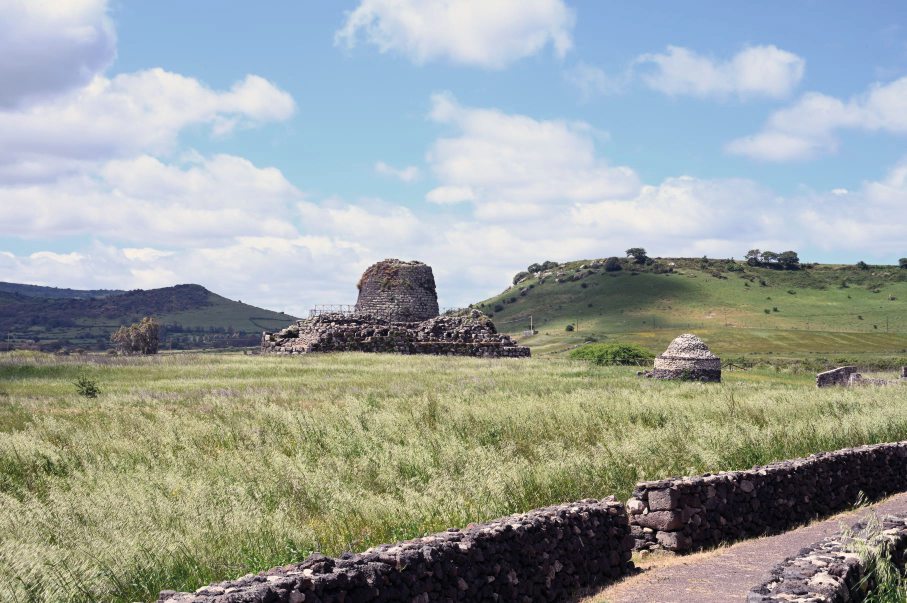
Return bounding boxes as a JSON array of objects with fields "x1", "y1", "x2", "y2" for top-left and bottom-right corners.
[
  {"x1": 651, "y1": 333, "x2": 721, "y2": 382},
  {"x1": 355, "y1": 259, "x2": 439, "y2": 322}
]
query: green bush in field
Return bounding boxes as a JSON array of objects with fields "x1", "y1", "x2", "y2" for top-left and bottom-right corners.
[
  {"x1": 74, "y1": 374, "x2": 100, "y2": 398},
  {"x1": 569, "y1": 342, "x2": 654, "y2": 366}
]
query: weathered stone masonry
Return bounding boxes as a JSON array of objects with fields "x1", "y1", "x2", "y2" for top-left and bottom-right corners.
[
  {"x1": 816, "y1": 366, "x2": 857, "y2": 387},
  {"x1": 262, "y1": 258, "x2": 530, "y2": 357},
  {"x1": 262, "y1": 311, "x2": 530, "y2": 358},
  {"x1": 355, "y1": 259, "x2": 439, "y2": 322},
  {"x1": 628, "y1": 441, "x2": 907, "y2": 553},
  {"x1": 159, "y1": 499, "x2": 634, "y2": 603},
  {"x1": 749, "y1": 513, "x2": 907, "y2": 602},
  {"x1": 650, "y1": 334, "x2": 721, "y2": 382}
]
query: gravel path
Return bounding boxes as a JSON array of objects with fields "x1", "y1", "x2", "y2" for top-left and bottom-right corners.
[{"x1": 586, "y1": 492, "x2": 907, "y2": 603}]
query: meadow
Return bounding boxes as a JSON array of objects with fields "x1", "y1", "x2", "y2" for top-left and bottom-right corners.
[{"x1": 2, "y1": 351, "x2": 907, "y2": 602}]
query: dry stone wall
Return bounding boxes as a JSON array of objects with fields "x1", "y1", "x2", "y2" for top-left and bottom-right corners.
[
  {"x1": 748, "y1": 513, "x2": 907, "y2": 602},
  {"x1": 159, "y1": 498, "x2": 634, "y2": 603},
  {"x1": 628, "y1": 441, "x2": 907, "y2": 553},
  {"x1": 262, "y1": 311, "x2": 530, "y2": 358},
  {"x1": 355, "y1": 259, "x2": 439, "y2": 322}
]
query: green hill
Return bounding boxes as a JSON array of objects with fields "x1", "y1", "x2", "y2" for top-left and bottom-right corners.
[
  {"x1": 475, "y1": 257, "x2": 907, "y2": 358},
  {"x1": 0, "y1": 283, "x2": 297, "y2": 351},
  {"x1": 0, "y1": 281, "x2": 125, "y2": 299}
]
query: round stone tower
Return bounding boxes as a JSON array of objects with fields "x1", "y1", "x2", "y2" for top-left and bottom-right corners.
[
  {"x1": 355, "y1": 259, "x2": 439, "y2": 322},
  {"x1": 651, "y1": 333, "x2": 721, "y2": 382}
]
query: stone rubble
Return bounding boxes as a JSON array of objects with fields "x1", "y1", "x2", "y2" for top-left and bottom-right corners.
[
  {"x1": 262, "y1": 311, "x2": 530, "y2": 357},
  {"x1": 748, "y1": 514, "x2": 907, "y2": 602}
]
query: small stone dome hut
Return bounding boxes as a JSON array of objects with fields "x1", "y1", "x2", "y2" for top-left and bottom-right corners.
[
  {"x1": 651, "y1": 334, "x2": 721, "y2": 382},
  {"x1": 355, "y1": 259, "x2": 440, "y2": 322}
]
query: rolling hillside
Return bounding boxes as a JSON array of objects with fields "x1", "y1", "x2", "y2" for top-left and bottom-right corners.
[
  {"x1": 0, "y1": 283, "x2": 298, "y2": 351},
  {"x1": 475, "y1": 257, "x2": 907, "y2": 358}
]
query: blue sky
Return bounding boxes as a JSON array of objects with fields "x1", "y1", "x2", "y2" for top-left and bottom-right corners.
[{"x1": 1, "y1": 1, "x2": 906, "y2": 313}]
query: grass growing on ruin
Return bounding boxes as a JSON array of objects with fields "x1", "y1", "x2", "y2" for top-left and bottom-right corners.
[{"x1": 2, "y1": 351, "x2": 907, "y2": 601}]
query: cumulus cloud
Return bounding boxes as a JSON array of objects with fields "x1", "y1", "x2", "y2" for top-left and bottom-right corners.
[
  {"x1": 0, "y1": 0, "x2": 116, "y2": 108},
  {"x1": 636, "y1": 45, "x2": 805, "y2": 100},
  {"x1": 727, "y1": 77, "x2": 907, "y2": 161},
  {"x1": 0, "y1": 69, "x2": 295, "y2": 183},
  {"x1": 374, "y1": 161, "x2": 420, "y2": 182},
  {"x1": 425, "y1": 92, "x2": 640, "y2": 219},
  {"x1": 0, "y1": 154, "x2": 301, "y2": 245},
  {"x1": 335, "y1": 0, "x2": 574, "y2": 69}
]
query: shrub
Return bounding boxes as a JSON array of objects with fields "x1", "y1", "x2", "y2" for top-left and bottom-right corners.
[
  {"x1": 527, "y1": 263, "x2": 542, "y2": 273},
  {"x1": 569, "y1": 343, "x2": 654, "y2": 366},
  {"x1": 625, "y1": 248, "x2": 648, "y2": 264},
  {"x1": 900, "y1": 258, "x2": 907, "y2": 269},
  {"x1": 111, "y1": 316, "x2": 160, "y2": 355},
  {"x1": 604, "y1": 256, "x2": 622, "y2": 272},
  {"x1": 764, "y1": 308, "x2": 771, "y2": 314},
  {"x1": 493, "y1": 304, "x2": 504, "y2": 313},
  {"x1": 564, "y1": 324, "x2": 575, "y2": 332},
  {"x1": 857, "y1": 260, "x2": 869, "y2": 270},
  {"x1": 74, "y1": 374, "x2": 100, "y2": 398},
  {"x1": 512, "y1": 271, "x2": 530, "y2": 285}
]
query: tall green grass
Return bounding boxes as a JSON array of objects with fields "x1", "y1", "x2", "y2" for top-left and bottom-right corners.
[{"x1": 2, "y1": 351, "x2": 907, "y2": 601}]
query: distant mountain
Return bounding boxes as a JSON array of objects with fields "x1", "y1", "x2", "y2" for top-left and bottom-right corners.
[
  {"x1": 0, "y1": 281, "x2": 125, "y2": 299},
  {"x1": 0, "y1": 282, "x2": 298, "y2": 351}
]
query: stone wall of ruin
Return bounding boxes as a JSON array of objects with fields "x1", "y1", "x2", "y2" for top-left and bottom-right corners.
[
  {"x1": 628, "y1": 441, "x2": 907, "y2": 553},
  {"x1": 262, "y1": 313, "x2": 530, "y2": 358},
  {"x1": 816, "y1": 365, "x2": 857, "y2": 387},
  {"x1": 159, "y1": 499, "x2": 634, "y2": 603},
  {"x1": 355, "y1": 260, "x2": 439, "y2": 322},
  {"x1": 748, "y1": 514, "x2": 907, "y2": 602}
]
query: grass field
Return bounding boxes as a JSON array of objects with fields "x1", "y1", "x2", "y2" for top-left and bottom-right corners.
[{"x1": 2, "y1": 351, "x2": 907, "y2": 601}]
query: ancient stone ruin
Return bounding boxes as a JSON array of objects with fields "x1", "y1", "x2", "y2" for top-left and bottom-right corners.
[
  {"x1": 355, "y1": 259, "x2": 439, "y2": 322},
  {"x1": 816, "y1": 365, "x2": 905, "y2": 387},
  {"x1": 262, "y1": 259, "x2": 530, "y2": 357},
  {"x1": 648, "y1": 333, "x2": 721, "y2": 382}
]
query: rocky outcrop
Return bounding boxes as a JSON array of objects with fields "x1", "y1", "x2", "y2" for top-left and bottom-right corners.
[
  {"x1": 261, "y1": 311, "x2": 530, "y2": 357},
  {"x1": 628, "y1": 441, "x2": 907, "y2": 554},
  {"x1": 749, "y1": 514, "x2": 907, "y2": 602},
  {"x1": 159, "y1": 498, "x2": 634, "y2": 603},
  {"x1": 650, "y1": 334, "x2": 721, "y2": 382},
  {"x1": 355, "y1": 259, "x2": 439, "y2": 322}
]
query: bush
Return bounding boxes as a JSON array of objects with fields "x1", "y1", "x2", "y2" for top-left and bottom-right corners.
[
  {"x1": 111, "y1": 316, "x2": 160, "y2": 355},
  {"x1": 493, "y1": 304, "x2": 504, "y2": 313},
  {"x1": 564, "y1": 324, "x2": 575, "y2": 332},
  {"x1": 569, "y1": 343, "x2": 654, "y2": 366},
  {"x1": 512, "y1": 271, "x2": 530, "y2": 285},
  {"x1": 604, "y1": 256, "x2": 622, "y2": 272},
  {"x1": 857, "y1": 260, "x2": 869, "y2": 270},
  {"x1": 900, "y1": 258, "x2": 907, "y2": 269},
  {"x1": 74, "y1": 374, "x2": 100, "y2": 398}
]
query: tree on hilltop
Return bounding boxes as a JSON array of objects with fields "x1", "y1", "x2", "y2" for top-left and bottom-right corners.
[
  {"x1": 625, "y1": 248, "x2": 648, "y2": 263},
  {"x1": 899, "y1": 258, "x2": 907, "y2": 269}
]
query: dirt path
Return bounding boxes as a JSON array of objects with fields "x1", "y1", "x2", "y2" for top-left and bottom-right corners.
[{"x1": 585, "y1": 492, "x2": 907, "y2": 603}]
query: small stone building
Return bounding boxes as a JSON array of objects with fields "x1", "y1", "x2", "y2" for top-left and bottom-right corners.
[
  {"x1": 651, "y1": 334, "x2": 721, "y2": 382},
  {"x1": 355, "y1": 259, "x2": 439, "y2": 322}
]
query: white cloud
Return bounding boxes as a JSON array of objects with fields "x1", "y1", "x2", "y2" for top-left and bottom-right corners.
[
  {"x1": 727, "y1": 76, "x2": 907, "y2": 161},
  {"x1": 374, "y1": 161, "x2": 420, "y2": 182},
  {"x1": 426, "y1": 93, "x2": 640, "y2": 219},
  {"x1": 636, "y1": 45, "x2": 805, "y2": 100},
  {"x1": 0, "y1": 0, "x2": 116, "y2": 108},
  {"x1": 0, "y1": 69, "x2": 295, "y2": 183},
  {"x1": 0, "y1": 153, "x2": 301, "y2": 245},
  {"x1": 564, "y1": 62, "x2": 626, "y2": 100},
  {"x1": 335, "y1": 0, "x2": 574, "y2": 69}
]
